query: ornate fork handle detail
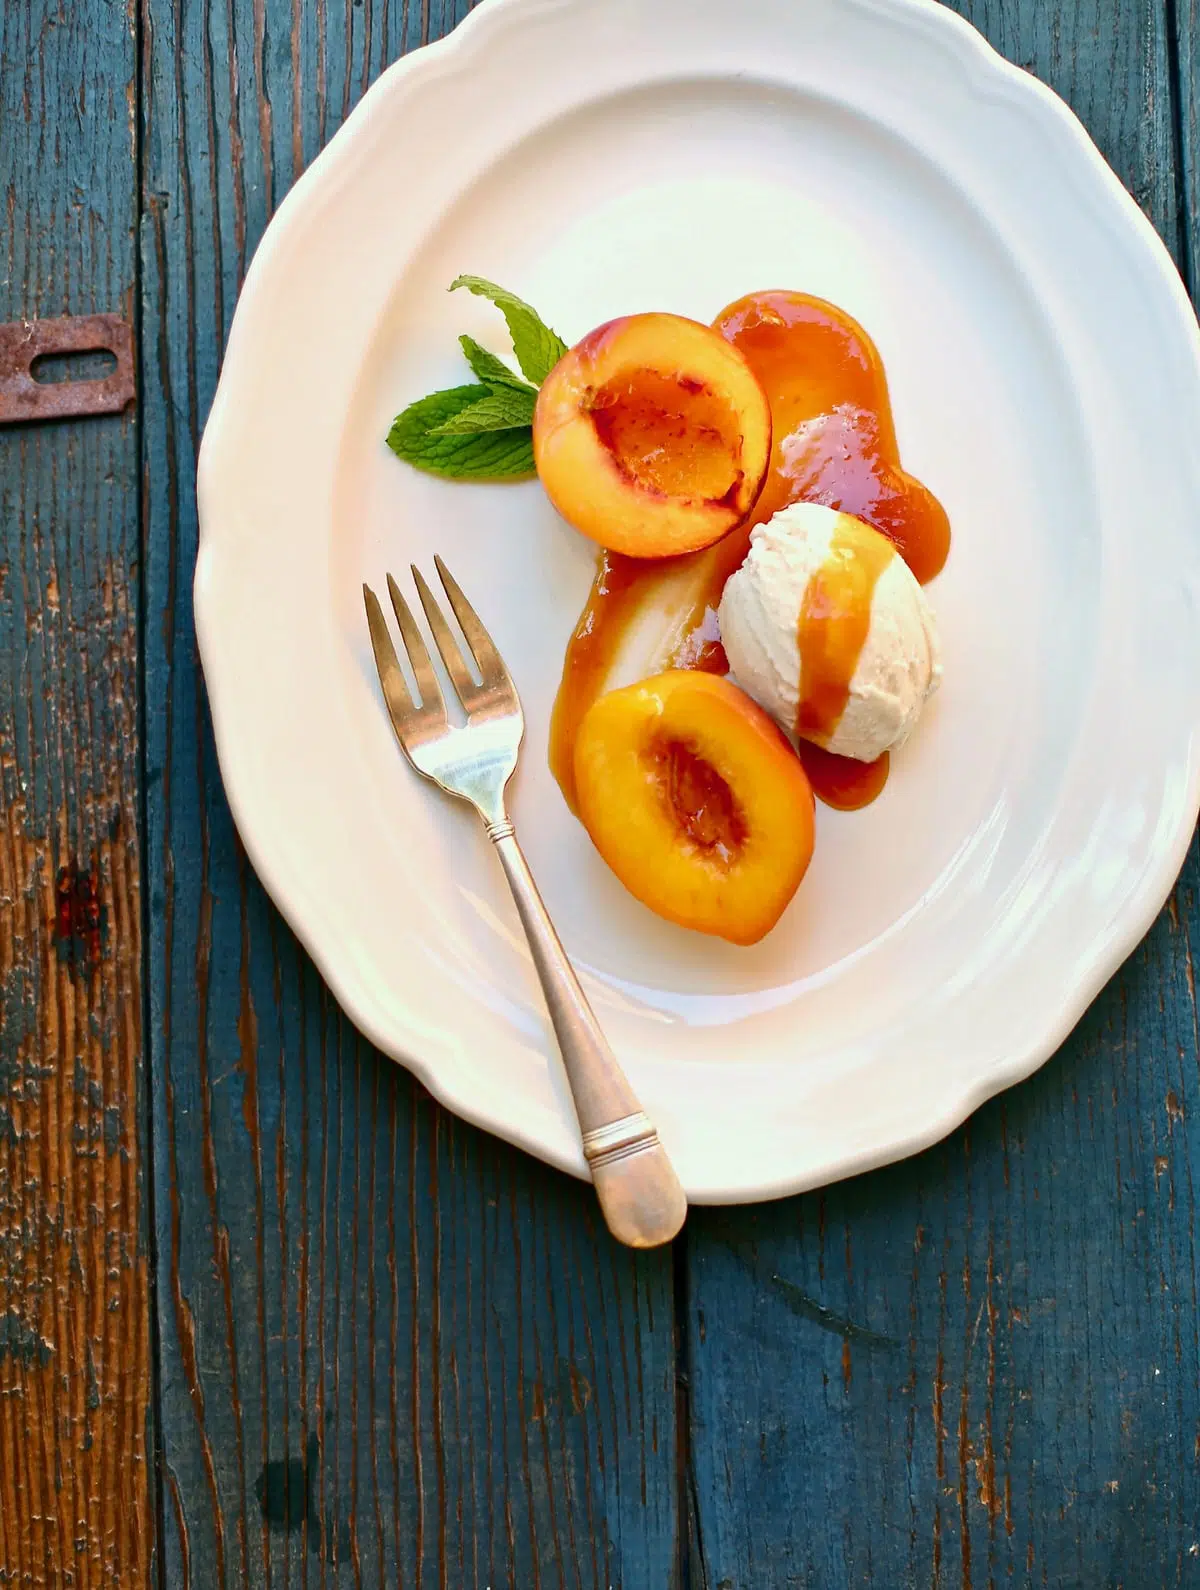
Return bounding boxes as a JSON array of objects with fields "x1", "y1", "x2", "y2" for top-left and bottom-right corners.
[{"x1": 486, "y1": 822, "x2": 687, "y2": 1248}]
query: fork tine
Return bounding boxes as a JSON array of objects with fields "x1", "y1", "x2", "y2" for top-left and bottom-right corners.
[
  {"x1": 386, "y1": 573, "x2": 446, "y2": 718},
  {"x1": 363, "y1": 583, "x2": 422, "y2": 729},
  {"x1": 411, "y1": 564, "x2": 479, "y2": 706},
  {"x1": 433, "y1": 555, "x2": 509, "y2": 686}
]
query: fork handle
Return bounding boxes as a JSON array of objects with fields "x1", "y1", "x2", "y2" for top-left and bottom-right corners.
[{"x1": 487, "y1": 821, "x2": 687, "y2": 1249}]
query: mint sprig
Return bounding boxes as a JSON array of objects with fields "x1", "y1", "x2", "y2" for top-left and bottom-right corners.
[
  {"x1": 449, "y1": 276, "x2": 569, "y2": 386},
  {"x1": 458, "y1": 334, "x2": 536, "y2": 394},
  {"x1": 386, "y1": 386, "x2": 535, "y2": 480},
  {"x1": 431, "y1": 386, "x2": 537, "y2": 435},
  {"x1": 385, "y1": 276, "x2": 568, "y2": 482}
]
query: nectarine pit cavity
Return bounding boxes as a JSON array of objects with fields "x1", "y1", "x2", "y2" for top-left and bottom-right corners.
[
  {"x1": 650, "y1": 737, "x2": 748, "y2": 862},
  {"x1": 588, "y1": 368, "x2": 744, "y2": 505}
]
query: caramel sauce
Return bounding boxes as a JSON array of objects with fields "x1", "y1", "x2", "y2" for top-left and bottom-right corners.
[
  {"x1": 714, "y1": 291, "x2": 950, "y2": 585},
  {"x1": 797, "y1": 743, "x2": 890, "y2": 812},
  {"x1": 796, "y1": 519, "x2": 895, "y2": 742},
  {"x1": 548, "y1": 554, "x2": 653, "y2": 812},
  {"x1": 549, "y1": 291, "x2": 951, "y2": 811},
  {"x1": 548, "y1": 536, "x2": 746, "y2": 812}
]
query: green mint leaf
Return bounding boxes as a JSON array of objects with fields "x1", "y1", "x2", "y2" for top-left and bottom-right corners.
[
  {"x1": 431, "y1": 387, "x2": 537, "y2": 435},
  {"x1": 459, "y1": 334, "x2": 537, "y2": 394},
  {"x1": 450, "y1": 275, "x2": 569, "y2": 385},
  {"x1": 386, "y1": 385, "x2": 535, "y2": 480}
]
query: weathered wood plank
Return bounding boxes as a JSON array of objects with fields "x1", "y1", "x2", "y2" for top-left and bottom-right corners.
[
  {"x1": 0, "y1": 2, "x2": 151, "y2": 1584},
  {"x1": 1180, "y1": 0, "x2": 1199, "y2": 295},
  {"x1": 684, "y1": 3, "x2": 1198, "y2": 1586},
  {"x1": 139, "y1": 3, "x2": 677, "y2": 1584}
]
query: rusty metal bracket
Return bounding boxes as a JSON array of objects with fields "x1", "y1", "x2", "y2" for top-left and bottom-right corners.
[{"x1": 0, "y1": 314, "x2": 135, "y2": 425}]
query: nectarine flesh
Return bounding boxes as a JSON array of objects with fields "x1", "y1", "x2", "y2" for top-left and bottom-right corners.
[
  {"x1": 573, "y1": 671, "x2": 815, "y2": 945},
  {"x1": 533, "y1": 314, "x2": 771, "y2": 559}
]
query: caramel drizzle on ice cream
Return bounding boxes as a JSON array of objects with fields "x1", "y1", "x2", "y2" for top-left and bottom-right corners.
[{"x1": 795, "y1": 521, "x2": 896, "y2": 743}]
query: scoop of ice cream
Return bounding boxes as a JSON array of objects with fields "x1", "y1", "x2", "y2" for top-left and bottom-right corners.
[{"x1": 717, "y1": 503, "x2": 941, "y2": 762}]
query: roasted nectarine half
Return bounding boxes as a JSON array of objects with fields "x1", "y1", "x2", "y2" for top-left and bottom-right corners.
[
  {"x1": 533, "y1": 314, "x2": 772, "y2": 558},
  {"x1": 573, "y1": 671, "x2": 815, "y2": 945}
]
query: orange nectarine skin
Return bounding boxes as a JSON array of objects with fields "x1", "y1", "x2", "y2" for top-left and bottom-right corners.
[
  {"x1": 573, "y1": 671, "x2": 815, "y2": 946},
  {"x1": 533, "y1": 313, "x2": 771, "y2": 559}
]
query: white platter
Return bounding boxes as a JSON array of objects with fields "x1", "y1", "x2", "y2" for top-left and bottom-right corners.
[{"x1": 196, "y1": 0, "x2": 1200, "y2": 1202}]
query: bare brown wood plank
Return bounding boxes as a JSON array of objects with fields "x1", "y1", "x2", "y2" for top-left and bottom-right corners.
[
  {"x1": 139, "y1": 3, "x2": 677, "y2": 1583},
  {"x1": 683, "y1": 1, "x2": 1200, "y2": 1585},
  {"x1": 0, "y1": 1, "x2": 151, "y2": 1585}
]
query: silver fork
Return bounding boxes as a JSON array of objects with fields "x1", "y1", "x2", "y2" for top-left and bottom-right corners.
[{"x1": 364, "y1": 557, "x2": 687, "y2": 1249}]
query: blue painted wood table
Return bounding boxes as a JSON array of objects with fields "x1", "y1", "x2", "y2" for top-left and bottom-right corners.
[{"x1": 1, "y1": 0, "x2": 1198, "y2": 1583}]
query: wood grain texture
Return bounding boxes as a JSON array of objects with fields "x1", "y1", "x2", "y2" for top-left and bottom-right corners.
[
  {"x1": 0, "y1": 1, "x2": 151, "y2": 1584},
  {"x1": 138, "y1": 2, "x2": 677, "y2": 1584},
  {"x1": 683, "y1": 3, "x2": 1200, "y2": 1586},
  {"x1": 1179, "y1": 0, "x2": 1199, "y2": 295}
]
